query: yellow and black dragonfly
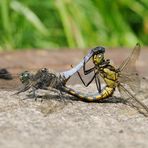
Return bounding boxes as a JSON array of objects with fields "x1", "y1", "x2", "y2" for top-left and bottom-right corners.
[{"x1": 63, "y1": 43, "x2": 148, "y2": 116}]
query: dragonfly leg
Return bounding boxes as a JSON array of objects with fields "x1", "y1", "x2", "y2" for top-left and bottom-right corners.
[
  {"x1": 95, "y1": 74, "x2": 101, "y2": 93},
  {"x1": 83, "y1": 59, "x2": 95, "y2": 75},
  {"x1": 70, "y1": 64, "x2": 95, "y2": 87},
  {"x1": 27, "y1": 87, "x2": 38, "y2": 101},
  {"x1": 76, "y1": 70, "x2": 96, "y2": 87}
]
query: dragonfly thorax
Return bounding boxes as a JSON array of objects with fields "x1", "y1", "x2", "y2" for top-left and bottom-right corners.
[{"x1": 99, "y1": 64, "x2": 118, "y2": 88}]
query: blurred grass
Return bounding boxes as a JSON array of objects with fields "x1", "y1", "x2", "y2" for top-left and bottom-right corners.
[{"x1": 0, "y1": 0, "x2": 147, "y2": 50}]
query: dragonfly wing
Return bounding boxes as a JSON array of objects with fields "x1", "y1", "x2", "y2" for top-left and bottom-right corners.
[
  {"x1": 119, "y1": 72, "x2": 140, "y2": 94},
  {"x1": 119, "y1": 43, "x2": 140, "y2": 72},
  {"x1": 118, "y1": 84, "x2": 148, "y2": 116},
  {"x1": 118, "y1": 43, "x2": 141, "y2": 94}
]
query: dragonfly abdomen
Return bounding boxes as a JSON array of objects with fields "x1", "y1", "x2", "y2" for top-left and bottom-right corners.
[{"x1": 63, "y1": 86, "x2": 115, "y2": 101}]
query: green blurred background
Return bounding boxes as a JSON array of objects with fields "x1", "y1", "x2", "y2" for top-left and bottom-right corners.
[{"x1": 0, "y1": 0, "x2": 148, "y2": 50}]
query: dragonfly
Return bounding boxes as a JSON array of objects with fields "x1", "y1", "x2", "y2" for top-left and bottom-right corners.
[
  {"x1": 0, "y1": 47, "x2": 105, "y2": 100},
  {"x1": 63, "y1": 43, "x2": 148, "y2": 116}
]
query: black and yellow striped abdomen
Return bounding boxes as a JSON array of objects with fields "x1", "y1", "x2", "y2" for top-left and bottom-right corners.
[{"x1": 63, "y1": 86, "x2": 115, "y2": 101}]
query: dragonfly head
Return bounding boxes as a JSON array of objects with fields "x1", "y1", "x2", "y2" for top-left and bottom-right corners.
[
  {"x1": 92, "y1": 46, "x2": 105, "y2": 65},
  {"x1": 92, "y1": 46, "x2": 105, "y2": 54},
  {"x1": 92, "y1": 54, "x2": 104, "y2": 65},
  {"x1": 19, "y1": 71, "x2": 31, "y2": 84}
]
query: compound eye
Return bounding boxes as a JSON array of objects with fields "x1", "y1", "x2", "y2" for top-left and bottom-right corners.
[
  {"x1": 41, "y1": 68, "x2": 47, "y2": 72},
  {"x1": 24, "y1": 73, "x2": 29, "y2": 78},
  {"x1": 19, "y1": 71, "x2": 31, "y2": 84},
  {"x1": 22, "y1": 71, "x2": 29, "y2": 77},
  {"x1": 93, "y1": 46, "x2": 105, "y2": 54},
  {"x1": 99, "y1": 47, "x2": 105, "y2": 53}
]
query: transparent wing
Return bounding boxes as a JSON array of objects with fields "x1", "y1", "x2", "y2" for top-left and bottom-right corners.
[
  {"x1": 119, "y1": 72, "x2": 140, "y2": 93},
  {"x1": 118, "y1": 84, "x2": 148, "y2": 116},
  {"x1": 118, "y1": 43, "x2": 141, "y2": 93},
  {"x1": 117, "y1": 44, "x2": 148, "y2": 116},
  {"x1": 119, "y1": 43, "x2": 140, "y2": 72},
  {"x1": 139, "y1": 77, "x2": 148, "y2": 99}
]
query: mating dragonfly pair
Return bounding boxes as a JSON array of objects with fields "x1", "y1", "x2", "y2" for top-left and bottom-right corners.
[{"x1": 0, "y1": 43, "x2": 148, "y2": 116}]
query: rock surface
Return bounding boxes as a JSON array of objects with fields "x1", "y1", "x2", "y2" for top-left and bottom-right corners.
[{"x1": 0, "y1": 84, "x2": 148, "y2": 148}]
